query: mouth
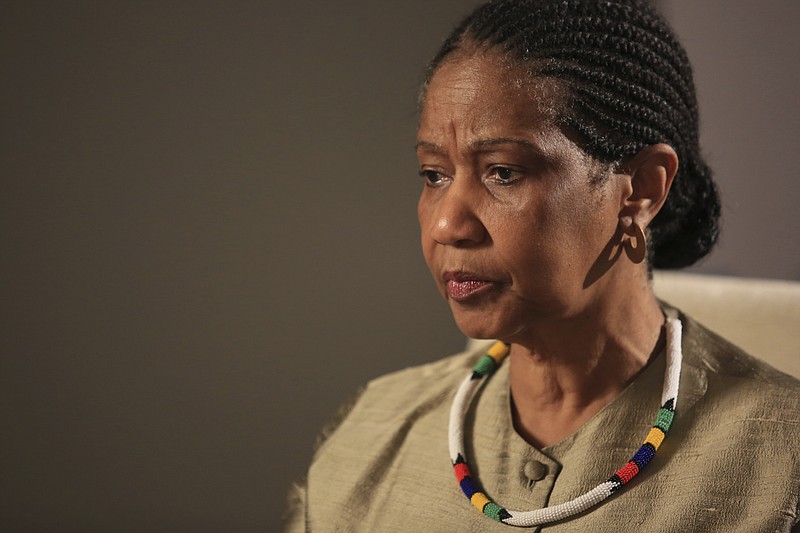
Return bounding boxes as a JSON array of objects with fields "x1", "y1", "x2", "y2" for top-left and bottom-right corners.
[{"x1": 443, "y1": 271, "x2": 497, "y2": 302}]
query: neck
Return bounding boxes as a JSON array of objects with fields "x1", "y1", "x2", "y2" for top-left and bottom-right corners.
[{"x1": 508, "y1": 272, "x2": 665, "y2": 448}]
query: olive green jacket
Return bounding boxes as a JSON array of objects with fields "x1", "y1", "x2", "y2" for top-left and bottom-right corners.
[{"x1": 285, "y1": 309, "x2": 800, "y2": 532}]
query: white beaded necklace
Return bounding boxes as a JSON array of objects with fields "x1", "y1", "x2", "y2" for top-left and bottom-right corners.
[{"x1": 447, "y1": 317, "x2": 683, "y2": 527}]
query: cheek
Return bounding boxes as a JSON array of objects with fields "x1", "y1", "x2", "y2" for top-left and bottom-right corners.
[
  {"x1": 420, "y1": 234, "x2": 436, "y2": 271},
  {"x1": 550, "y1": 189, "x2": 618, "y2": 269},
  {"x1": 497, "y1": 188, "x2": 593, "y2": 273},
  {"x1": 417, "y1": 190, "x2": 435, "y2": 233},
  {"x1": 417, "y1": 197, "x2": 438, "y2": 271}
]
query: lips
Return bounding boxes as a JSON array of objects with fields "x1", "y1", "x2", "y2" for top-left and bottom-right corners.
[{"x1": 443, "y1": 271, "x2": 496, "y2": 302}]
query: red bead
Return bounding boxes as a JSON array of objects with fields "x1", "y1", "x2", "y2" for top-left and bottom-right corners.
[
  {"x1": 615, "y1": 461, "x2": 640, "y2": 484},
  {"x1": 453, "y1": 462, "x2": 471, "y2": 482}
]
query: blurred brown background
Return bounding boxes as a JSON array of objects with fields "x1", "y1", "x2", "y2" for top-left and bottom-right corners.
[{"x1": 1, "y1": 1, "x2": 798, "y2": 531}]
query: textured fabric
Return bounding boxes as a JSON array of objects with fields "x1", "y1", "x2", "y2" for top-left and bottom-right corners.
[{"x1": 284, "y1": 308, "x2": 800, "y2": 532}]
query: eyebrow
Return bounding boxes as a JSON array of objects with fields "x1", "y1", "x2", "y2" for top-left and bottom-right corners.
[
  {"x1": 414, "y1": 140, "x2": 445, "y2": 153},
  {"x1": 415, "y1": 137, "x2": 542, "y2": 154},
  {"x1": 470, "y1": 137, "x2": 539, "y2": 152}
]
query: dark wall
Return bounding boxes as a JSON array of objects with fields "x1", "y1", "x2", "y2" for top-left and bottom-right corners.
[
  {"x1": 1, "y1": 1, "x2": 797, "y2": 532},
  {"x1": 2, "y1": 2, "x2": 481, "y2": 531},
  {"x1": 663, "y1": 0, "x2": 800, "y2": 280}
]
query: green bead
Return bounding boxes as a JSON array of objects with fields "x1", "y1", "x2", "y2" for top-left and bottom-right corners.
[
  {"x1": 483, "y1": 502, "x2": 504, "y2": 522},
  {"x1": 472, "y1": 355, "x2": 497, "y2": 376},
  {"x1": 655, "y1": 407, "x2": 674, "y2": 431}
]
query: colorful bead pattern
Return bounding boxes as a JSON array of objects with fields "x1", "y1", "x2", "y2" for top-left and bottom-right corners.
[{"x1": 448, "y1": 318, "x2": 683, "y2": 527}]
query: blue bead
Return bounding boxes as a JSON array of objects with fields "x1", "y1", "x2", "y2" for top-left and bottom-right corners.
[
  {"x1": 460, "y1": 477, "x2": 479, "y2": 498},
  {"x1": 631, "y1": 443, "x2": 656, "y2": 468}
]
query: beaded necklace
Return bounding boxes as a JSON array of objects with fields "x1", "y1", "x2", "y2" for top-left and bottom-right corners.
[{"x1": 448, "y1": 317, "x2": 683, "y2": 527}]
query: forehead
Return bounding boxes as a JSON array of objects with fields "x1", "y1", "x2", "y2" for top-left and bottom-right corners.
[{"x1": 419, "y1": 51, "x2": 566, "y2": 142}]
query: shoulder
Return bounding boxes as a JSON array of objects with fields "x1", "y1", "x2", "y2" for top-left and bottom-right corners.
[
  {"x1": 363, "y1": 343, "x2": 485, "y2": 398},
  {"x1": 302, "y1": 345, "x2": 491, "y2": 529},
  {"x1": 308, "y1": 342, "x2": 489, "y2": 458},
  {"x1": 681, "y1": 309, "x2": 800, "y2": 393},
  {"x1": 332, "y1": 343, "x2": 487, "y2": 429},
  {"x1": 678, "y1": 309, "x2": 800, "y2": 433}
]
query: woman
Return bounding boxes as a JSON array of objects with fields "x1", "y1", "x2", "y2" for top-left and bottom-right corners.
[{"x1": 285, "y1": 1, "x2": 800, "y2": 531}]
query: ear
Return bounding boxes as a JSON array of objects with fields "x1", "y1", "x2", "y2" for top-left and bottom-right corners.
[{"x1": 617, "y1": 143, "x2": 678, "y2": 229}]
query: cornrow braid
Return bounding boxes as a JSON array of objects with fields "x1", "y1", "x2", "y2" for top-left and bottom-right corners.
[
  {"x1": 422, "y1": 0, "x2": 720, "y2": 269},
  {"x1": 538, "y1": 52, "x2": 692, "y2": 124}
]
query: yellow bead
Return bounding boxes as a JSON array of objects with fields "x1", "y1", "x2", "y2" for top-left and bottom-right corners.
[
  {"x1": 487, "y1": 341, "x2": 510, "y2": 363},
  {"x1": 470, "y1": 492, "x2": 490, "y2": 512},
  {"x1": 644, "y1": 427, "x2": 665, "y2": 449}
]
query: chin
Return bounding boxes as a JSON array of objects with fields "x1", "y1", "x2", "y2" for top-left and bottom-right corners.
[{"x1": 451, "y1": 309, "x2": 507, "y2": 341}]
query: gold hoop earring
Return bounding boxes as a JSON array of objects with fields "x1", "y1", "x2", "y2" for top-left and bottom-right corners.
[{"x1": 622, "y1": 221, "x2": 647, "y2": 264}]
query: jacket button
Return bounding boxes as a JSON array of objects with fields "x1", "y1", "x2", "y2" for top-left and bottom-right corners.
[{"x1": 523, "y1": 460, "x2": 548, "y2": 482}]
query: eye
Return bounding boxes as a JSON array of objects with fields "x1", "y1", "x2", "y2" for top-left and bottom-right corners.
[
  {"x1": 419, "y1": 169, "x2": 447, "y2": 187},
  {"x1": 487, "y1": 166, "x2": 520, "y2": 185}
]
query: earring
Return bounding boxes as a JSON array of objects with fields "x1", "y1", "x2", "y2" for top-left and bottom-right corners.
[{"x1": 621, "y1": 220, "x2": 647, "y2": 264}]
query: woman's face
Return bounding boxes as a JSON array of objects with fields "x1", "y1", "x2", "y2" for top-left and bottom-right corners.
[{"x1": 416, "y1": 52, "x2": 625, "y2": 342}]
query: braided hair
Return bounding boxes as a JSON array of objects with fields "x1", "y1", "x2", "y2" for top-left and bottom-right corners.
[{"x1": 422, "y1": 0, "x2": 720, "y2": 269}]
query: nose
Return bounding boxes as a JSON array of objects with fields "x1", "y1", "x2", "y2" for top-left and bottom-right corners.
[{"x1": 428, "y1": 182, "x2": 487, "y2": 247}]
